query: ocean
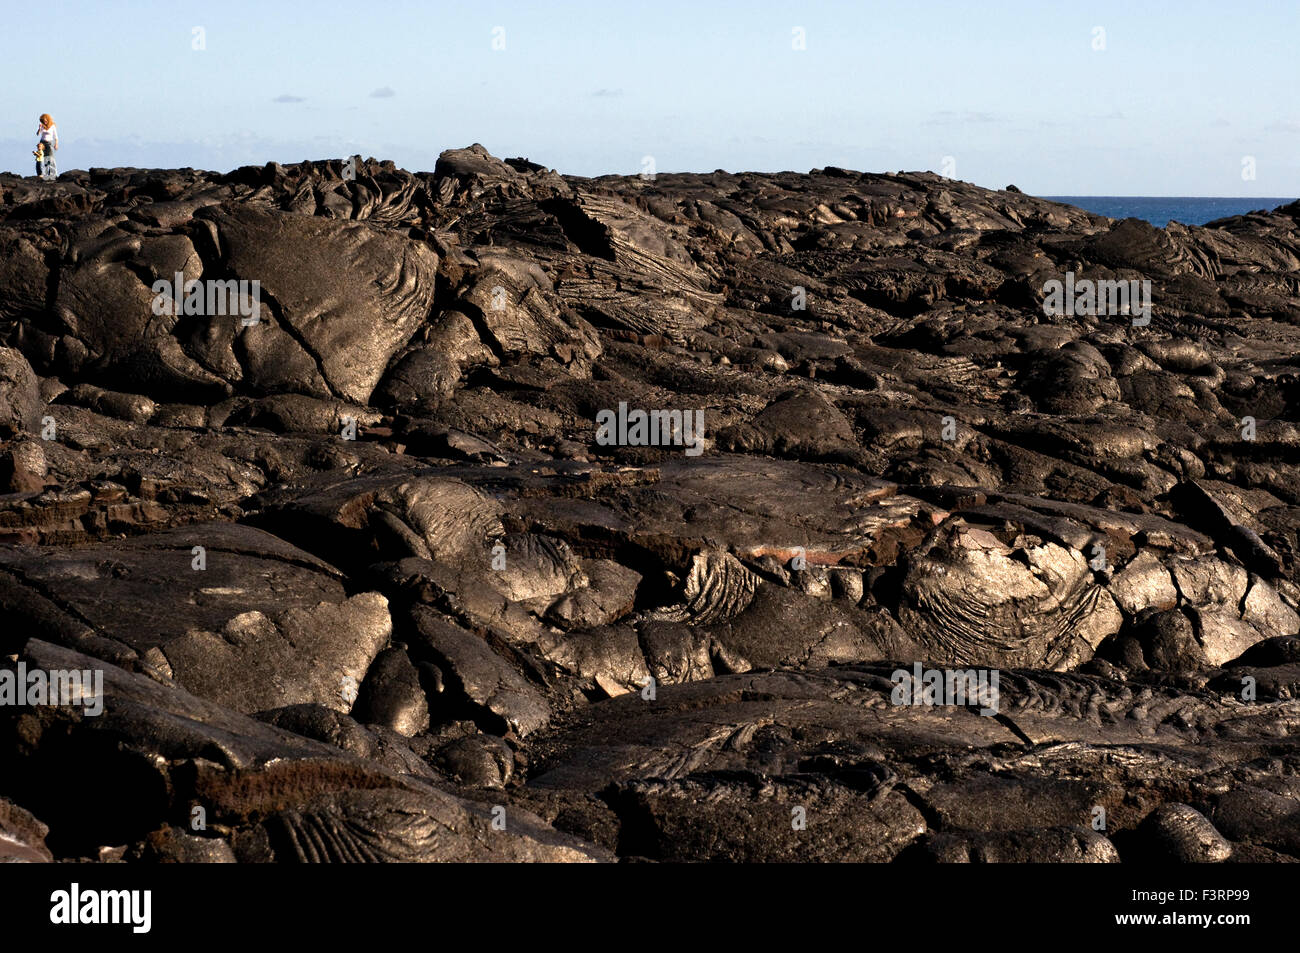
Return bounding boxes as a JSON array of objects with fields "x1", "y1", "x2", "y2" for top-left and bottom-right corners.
[{"x1": 1043, "y1": 196, "x2": 1295, "y2": 228}]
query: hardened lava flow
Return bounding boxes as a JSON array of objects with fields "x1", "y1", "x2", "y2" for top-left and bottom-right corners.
[{"x1": 1, "y1": 146, "x2": 1300, "y2": 861}]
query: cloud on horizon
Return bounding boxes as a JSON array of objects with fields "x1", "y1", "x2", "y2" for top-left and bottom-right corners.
[{"x1": 923, "y1": 110, "x2": 999, "y2": 126}]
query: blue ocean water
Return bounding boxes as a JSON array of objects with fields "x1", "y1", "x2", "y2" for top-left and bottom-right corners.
[{"x1": 1044, "y1": 196, "x2": 1295, "y2": 228}]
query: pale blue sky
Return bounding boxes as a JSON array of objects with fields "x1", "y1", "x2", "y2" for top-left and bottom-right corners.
[{"x1": 3, "y1": 0, "x2": 1296, "y2": 195}]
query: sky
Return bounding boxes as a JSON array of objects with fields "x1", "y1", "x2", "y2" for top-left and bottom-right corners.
[{"x1": 2, "y1": 0, "x2": 1296, "y2": 196}]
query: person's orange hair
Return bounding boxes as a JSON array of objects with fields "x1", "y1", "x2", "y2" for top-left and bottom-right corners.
[{"x1": 39, "y1": 114, "x2": 53, "y2": 127}]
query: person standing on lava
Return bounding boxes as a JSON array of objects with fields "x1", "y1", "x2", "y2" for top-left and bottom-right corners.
[{"x1": 34, "y1": 114, "x2": 59, "y2": 180}]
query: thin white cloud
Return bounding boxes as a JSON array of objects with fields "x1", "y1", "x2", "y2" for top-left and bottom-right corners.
[{"x1": 924, "y1": 110, "x2": 999, "y2": 126}]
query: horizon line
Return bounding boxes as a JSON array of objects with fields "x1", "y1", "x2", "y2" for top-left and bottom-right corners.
[{"x1": 3, "y1": 166, "x2": 1295, "y2": 203}]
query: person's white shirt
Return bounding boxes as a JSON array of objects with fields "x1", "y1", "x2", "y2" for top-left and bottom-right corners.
[{"x1": 37, "y1": 123, "x2": 58, "y2": 147}]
